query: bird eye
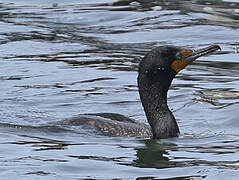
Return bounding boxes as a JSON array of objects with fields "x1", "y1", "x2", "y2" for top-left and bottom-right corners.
[{"x1": 175, "y1": 53, "x2": 183, "y2": 60}]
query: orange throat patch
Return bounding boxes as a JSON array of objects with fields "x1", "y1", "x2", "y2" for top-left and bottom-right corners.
[{"x1": 171, "y1": 59, "x2": 191, "y2": 73}]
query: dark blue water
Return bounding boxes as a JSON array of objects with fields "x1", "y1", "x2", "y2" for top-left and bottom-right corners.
[{"x1": 0, "y1": 0, "x2": 239, "y2": 179}]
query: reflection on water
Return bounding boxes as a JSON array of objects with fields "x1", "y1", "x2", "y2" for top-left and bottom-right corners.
[{"x1": 0, "y1": 0, "x2": 239, "y2": 179}]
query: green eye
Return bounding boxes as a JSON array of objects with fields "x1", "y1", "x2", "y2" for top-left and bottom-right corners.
[{"x1": 176, "y1": 53, "x2": 183, "y2": 60}]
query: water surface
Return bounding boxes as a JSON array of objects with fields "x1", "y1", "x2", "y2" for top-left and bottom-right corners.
[{"x1": 0, "y1": 0, "x2": 239, "y2": 179}]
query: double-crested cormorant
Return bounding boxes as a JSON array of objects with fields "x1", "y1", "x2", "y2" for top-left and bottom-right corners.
[{"x1": 56, "y1": 45, "x2": 221, "y2": 139}]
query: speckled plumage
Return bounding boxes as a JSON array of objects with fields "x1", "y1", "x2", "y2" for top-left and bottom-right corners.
[
  {"x1": 138, "y1": 46, "x2": 181, "y2": 139},
  {"x1": 56, "y1": 46, "x2": 181, "y2": 139},
  {"x1": 55, "y1": 45, "x2": 220, "y2": 139},
  {"x1": 56, "y1": 113, "x2": 152, "y2": 138}
]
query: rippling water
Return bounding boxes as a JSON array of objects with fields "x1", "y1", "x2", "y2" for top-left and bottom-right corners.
[{"x1": 0, "y1": 0, "x2": 239, "y2": 179}]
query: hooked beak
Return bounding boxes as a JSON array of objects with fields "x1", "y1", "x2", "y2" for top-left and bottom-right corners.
[
  {"x1": 171, "y1": 44, "x2": 221, "y2": 73},
  {"x1": 184, "y1": 44, "x2": 221, "y2": 62}
]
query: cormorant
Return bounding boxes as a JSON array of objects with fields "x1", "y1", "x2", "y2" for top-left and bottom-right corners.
[{"x1": 56, "y1": 45, "x2": 221, "y2": 139}]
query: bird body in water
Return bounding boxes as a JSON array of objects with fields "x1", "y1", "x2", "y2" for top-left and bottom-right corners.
[{"x1": 56, "y1": 45, "x2": 221, "y2": 139}]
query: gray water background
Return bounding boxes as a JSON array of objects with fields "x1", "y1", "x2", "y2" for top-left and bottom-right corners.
[{"x1": 0, "y1": 0, "x2": 239, "y2": 179}]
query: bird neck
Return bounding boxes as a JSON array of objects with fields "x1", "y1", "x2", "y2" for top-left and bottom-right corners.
[{"x1": 138, "y1": 75, "x2": 179, "y2": 139}]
